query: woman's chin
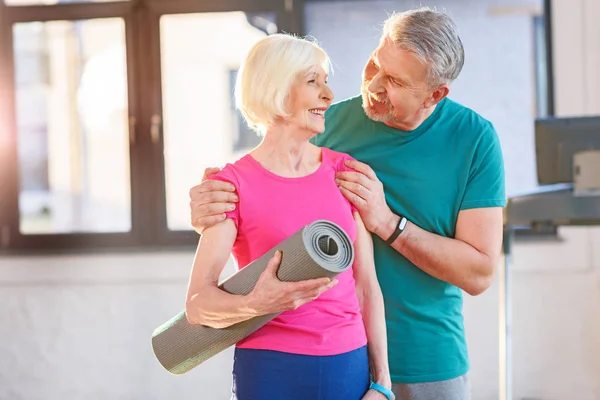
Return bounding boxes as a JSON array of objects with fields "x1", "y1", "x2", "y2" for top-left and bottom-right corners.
[
  {"x1": 312, "y1": 125, "x2": 326, "y2": 135},
  {"x1": 303, "y1": 121, "x2": 325, "y2": 135}
]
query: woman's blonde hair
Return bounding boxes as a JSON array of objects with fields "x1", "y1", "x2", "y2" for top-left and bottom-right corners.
[{"x1": 235, "y1": 33, "x2": 331, "y2": 134}]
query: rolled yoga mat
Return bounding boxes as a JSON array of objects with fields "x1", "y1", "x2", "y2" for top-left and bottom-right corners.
[{"x1": 151, "y1": 219, "x2": 355, "y2": 375}]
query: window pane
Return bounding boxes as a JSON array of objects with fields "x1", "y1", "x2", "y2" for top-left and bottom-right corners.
[
  {"x1": 6, "y1": 0, "x2": 126, "y2": 5},
  {"x1": 160, "y1": 12, "x2": 276, "y2": 231},
  {"x1": 14, "y1": 18, "x2": 131, "y2": 233}
]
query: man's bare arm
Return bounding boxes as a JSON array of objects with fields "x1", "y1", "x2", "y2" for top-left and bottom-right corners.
[
  {"x1": 377, "y1": 207, "x2": 502, "y2": 295},
  {"x1": 337, "y1": 159, "x2": 502, "y2": 296}
]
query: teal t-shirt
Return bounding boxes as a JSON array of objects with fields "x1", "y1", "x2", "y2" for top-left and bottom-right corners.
[{"x1": 312, "y1": 95, "x2": 506, "y2": 383}]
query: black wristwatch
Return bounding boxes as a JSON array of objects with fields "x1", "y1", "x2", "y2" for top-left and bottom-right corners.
[{"x1": 385, "y1": 215, "x2": 407, "y2": 245}]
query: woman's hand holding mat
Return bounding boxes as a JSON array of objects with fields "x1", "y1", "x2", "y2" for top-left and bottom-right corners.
[{"x1": 246, "y1": 250, "x2": 338, "y2": 315}]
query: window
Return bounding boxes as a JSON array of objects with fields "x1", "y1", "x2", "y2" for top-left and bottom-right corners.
[
  {"x1": 229, "y1": 69, "x2": 262, "y2": 153},
  {"x1": 14, "y1": 19, "x2": 131, "y2": 234},
  {"x1": 159, "y1": 12, "x2": 276, "y2": 231},
  {"x1": 0, "y1": 0, "x2": 291, "y2": 251}
]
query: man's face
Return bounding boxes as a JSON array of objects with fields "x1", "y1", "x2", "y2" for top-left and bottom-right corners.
[{"x1": 361, "y1": 39, "x2": 442, "y2": 130}]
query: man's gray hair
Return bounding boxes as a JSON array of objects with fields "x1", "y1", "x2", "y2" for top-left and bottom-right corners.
[{"x1": 382, "y1": 7, "x2": 465, "y2": 87}]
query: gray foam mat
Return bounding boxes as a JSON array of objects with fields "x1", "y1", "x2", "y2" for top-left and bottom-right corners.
[{"x1": 151, "y1": 220, "x2": 355, "y2": 374}]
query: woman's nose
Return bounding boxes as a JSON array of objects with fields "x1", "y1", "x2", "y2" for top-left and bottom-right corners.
[{"x1": 321, "y1": 85, "x2": 334, "y2": 103}]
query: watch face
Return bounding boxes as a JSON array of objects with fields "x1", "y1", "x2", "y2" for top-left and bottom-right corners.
[{"x1": 399, "y1": 217, "x2": 407, "y2": 230}]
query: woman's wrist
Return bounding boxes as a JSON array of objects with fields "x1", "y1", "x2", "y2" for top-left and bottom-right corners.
[
  {"x1": 371, "y1": 369, "x2": 392, "y2": 389},
  {"x1": 369, "y1": 380, "x2": 395, "y2": 400},
  {"x1": 375, "y1": 378, "x2": 392, "y2": 390}
]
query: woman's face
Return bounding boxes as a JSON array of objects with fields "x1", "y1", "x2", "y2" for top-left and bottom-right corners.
[{"x1": 284, "y1": 65, "x2": 334, "y2": 135}]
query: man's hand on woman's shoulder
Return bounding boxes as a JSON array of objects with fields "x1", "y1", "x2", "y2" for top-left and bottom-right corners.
[{"x1": 189, "y1": 167, "x2": 239, "y2": 234}]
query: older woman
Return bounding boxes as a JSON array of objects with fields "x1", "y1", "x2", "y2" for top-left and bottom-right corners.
[{"x1": 184, "y1": 34, "x2": 392, "y2": 400}]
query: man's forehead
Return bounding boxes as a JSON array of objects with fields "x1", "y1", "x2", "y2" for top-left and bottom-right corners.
[
  {"x1": 372, "y1": 42, "x2": 426, "y2": 83},
  {"x1": 371, "y1": 46, "x2": 401, "y2": 75}
]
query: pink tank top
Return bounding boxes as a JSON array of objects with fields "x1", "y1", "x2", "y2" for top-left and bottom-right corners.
[{"x1": 208, "y1": 147, "x2": 367, "y2": 356}]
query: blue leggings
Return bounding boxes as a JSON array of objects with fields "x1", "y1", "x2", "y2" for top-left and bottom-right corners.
[{"x1": 231, "y1": 346, "x2": 370, "y2": 400}]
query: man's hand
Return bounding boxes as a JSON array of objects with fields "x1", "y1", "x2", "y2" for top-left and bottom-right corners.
[
  {"x1": 189, "y1": 167, "x2": 238, "y2": 234},
  {"x1": 335, "y1": 159, "x2": 394, "y2": 236}
]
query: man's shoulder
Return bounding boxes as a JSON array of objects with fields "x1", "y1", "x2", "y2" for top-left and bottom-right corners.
[
  {"x1": 443, "y1": 98, "x2": 494, "y2": 129},
  {"x1": 441, "y1": 98, "x2": 497, "y2": 144}
]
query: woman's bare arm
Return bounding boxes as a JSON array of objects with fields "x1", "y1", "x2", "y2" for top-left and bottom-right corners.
[
  {"x1": 185, "y1": 219, "x2": 337, "y2": 329},
  {"x1": 352, "y1": 212, "x2": 391, "y2": 390},
  {"x1": 185, "y1": 219, "x2": 257, "y2": 328}
]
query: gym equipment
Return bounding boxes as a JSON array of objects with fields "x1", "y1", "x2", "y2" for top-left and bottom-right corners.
[{"x1": 501, "y1": 115, "x2": 600, "y2": 400}]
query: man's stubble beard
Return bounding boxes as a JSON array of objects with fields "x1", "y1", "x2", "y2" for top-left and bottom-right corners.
[{"x1": 361, "y1": 82, "x2": 395, "y2": 123}]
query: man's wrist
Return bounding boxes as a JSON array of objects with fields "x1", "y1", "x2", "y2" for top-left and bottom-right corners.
[{"x1": 375, "y1": 213, "x2": 401, "y2": 241}]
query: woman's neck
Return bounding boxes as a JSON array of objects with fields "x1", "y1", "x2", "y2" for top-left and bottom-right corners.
[{"x1": 250, "y1": 124, "x2": 321, "y2": 177}]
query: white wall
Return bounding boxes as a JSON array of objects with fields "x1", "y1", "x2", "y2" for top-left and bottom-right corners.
[
  {"x1": 551, "y1": 0, "x2": 600, "y2": 116},
  {"x1": 0, "y1": 253, "x2": 238, "y2": 400},
  {"x1": 508, "y1": 228, "x2": 600, "y2": 400}
]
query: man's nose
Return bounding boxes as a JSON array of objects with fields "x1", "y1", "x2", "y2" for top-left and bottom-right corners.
[{"x1": 367, "y1": 72, "x2": 385, "y2": 94}]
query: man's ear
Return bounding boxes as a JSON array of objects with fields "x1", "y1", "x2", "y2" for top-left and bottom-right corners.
[{"x1": 424, "y1": 84, "x2": 449, "y2": 108}]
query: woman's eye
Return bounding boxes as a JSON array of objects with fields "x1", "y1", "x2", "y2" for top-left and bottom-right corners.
[{"x1": 308, "y1": 79, "x2": 316, "y2": 84}]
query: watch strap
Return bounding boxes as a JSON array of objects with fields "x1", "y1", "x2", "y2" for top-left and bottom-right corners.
[
  {"x1": 385, "y1": 215, "x2": 407, "y2": 245},
  {"x1": 369, "y1": 382, "x2": 395, "y2": 400}
]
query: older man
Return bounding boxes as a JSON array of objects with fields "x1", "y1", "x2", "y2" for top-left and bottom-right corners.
[{"x1": 188, "y1": 7, "x2": 505, "y2": 400}]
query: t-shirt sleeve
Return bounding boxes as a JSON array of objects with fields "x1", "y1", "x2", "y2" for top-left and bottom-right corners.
[
  {"x1": 460, "y1": 125, "x2": 507, "y2": 210},
  {"x1": 205, "y1": 164, "x2": 240, "y2": 228},
  {"x1": 335, "y1": 152, "x2": 359, "y2": 214}
]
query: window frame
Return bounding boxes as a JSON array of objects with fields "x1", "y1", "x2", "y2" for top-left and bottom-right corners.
[{"x1": 0, "y1": 0, "x2": 294, "y2": 253}]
